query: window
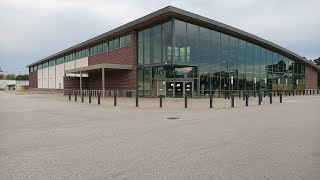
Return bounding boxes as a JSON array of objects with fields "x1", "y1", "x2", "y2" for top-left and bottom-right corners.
[
  {"x1": 120, "y1": 36, "x2": 125, "y2": 48},
  {"x1": 175, "y1": 20, "x2": 186, "y2": 63},
  {"x1": 162, "y1": 21, "x2": 173, "y2": 63},
  {"x1": 199, "y1": 27, "x2": 211, "y2": 64},
  {"x1": 151, "y1": 25, "x2": 161, "y2": 64},
  {"x1": 109, "y1": 40, "x2": 114, "y2": 50},
  {"x1": 114, "y1": 38, "x2": 120, "y2": 49},
  {"x1": 186, "y1": 23, "x2": 199, "y2": 63},
  {"x1": 143, "y1": 29, "x2": 151, "y2": 65},
  {"x1": 125, "y1": 34, "x2": 131, "y2": 46}
]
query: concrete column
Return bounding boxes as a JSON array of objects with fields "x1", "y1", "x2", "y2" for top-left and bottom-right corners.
[
  {"x1": 80, "y1": 71, "x2": 82, "y2": 94},
  {"x1": 102, "y1": 68, "x2": 105, "y2": 97}
]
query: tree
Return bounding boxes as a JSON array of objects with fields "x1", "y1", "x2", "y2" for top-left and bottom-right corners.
[
  {"x1": 16, "y1": 74, "x2": 29, "y2": 80},
  {"x1": 5, "y1": 74, "x2": 16, "y2": 80},
  {"x1": 0, "y1": 74, "x2": 4, "y2": 79},
  {"x1": 314, "y1": 57, "x2": 320, "y2": 66}
]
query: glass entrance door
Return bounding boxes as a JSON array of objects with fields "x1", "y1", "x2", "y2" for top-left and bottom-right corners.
[
  {"x1": 175, "y1": 82, "x2": 183, "y2": 98},
  {"x1": 159, "y1": 81, "x2": 193, "y2": 98}
]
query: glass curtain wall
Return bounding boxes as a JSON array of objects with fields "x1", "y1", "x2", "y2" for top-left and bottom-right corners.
[{"x1": 137, "y1": 18, "x2": 307, "y2": 97}]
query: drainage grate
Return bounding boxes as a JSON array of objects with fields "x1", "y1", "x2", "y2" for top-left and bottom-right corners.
[{"x1": 167, "y1": 117, "x2": 180, "y2": 120}]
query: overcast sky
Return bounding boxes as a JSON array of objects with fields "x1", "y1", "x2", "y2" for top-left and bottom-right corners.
[{"x1": 0, "y1": 0, "x2": 319, "y2": 75}]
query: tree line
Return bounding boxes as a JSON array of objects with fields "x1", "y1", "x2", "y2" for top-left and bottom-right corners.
[{"x1": 0, "y1": 74, "x2": 29, "y2": 80}]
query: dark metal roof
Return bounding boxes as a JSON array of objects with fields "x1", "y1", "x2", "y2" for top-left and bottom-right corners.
[{"x1": 27, "y1": 6, "x2": 319, "y2": 70}]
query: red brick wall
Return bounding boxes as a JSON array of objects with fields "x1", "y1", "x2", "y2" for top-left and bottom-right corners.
[
  {"x1": 88, "y1": 69, "x2": 135, "y2": 90},
  {"x1": 64, "y1": 76, "x2": 89, "y2": 90},
  {"x1": 305, "y1": 65, "x2": 318, "y2": 89},
  {"x1": 29, "y1": 71, "x2": 38, "y2": 88},
  {"x1": 88, "y1": 31, "x2": 137, "y2": 91}
]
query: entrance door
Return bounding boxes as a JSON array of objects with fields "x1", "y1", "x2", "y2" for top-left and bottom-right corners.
[
  {"x1": 174, "y1": 82, "x2": 183, "y2": 98},
  {"x1": 185, "y1": 82, "x2": 192, "y2": 97},
  {"x1": 166, "y1": 82, "x2": 174, "y2": 97}
]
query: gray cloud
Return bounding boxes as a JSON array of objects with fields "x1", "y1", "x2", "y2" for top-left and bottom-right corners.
[{"x1": 0, "y1": 0, "x2": 319, "y2": 74}]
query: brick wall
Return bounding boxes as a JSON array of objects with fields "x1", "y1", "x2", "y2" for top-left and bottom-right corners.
[
  {"x1": 88, "y1": 69, "x2": 135, "y2": 90},
  {"x1": 88, "y1": 31, "x2": 137, "y2": 91},
  {"x1": 305, "y1": 65, "x2": 318, "y2": 89},
  {"x1": 29, "y1": 71, "x2": 38, "y2": 88},
  {"x1": 64, "y1": 76, "x2": 89, "y2": 90}
]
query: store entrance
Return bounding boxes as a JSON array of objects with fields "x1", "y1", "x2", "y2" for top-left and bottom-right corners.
[{"x1": 157, "y1": 80, "x2": 193, "y2": 98}]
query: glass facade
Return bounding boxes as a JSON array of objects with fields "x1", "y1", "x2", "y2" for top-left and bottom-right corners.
[{"x1": 137, "y1": 18, "x2": 306, "y2": 97}]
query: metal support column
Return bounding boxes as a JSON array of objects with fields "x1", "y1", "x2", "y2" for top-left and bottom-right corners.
[
  {"x1": 102, "y1": 68, "x2": 105, "y2": 97},
  {"x1": 80, "y1": 71, "x2": 82, "y2": 95}
]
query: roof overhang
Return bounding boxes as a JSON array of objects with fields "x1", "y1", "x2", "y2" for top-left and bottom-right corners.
[{"x1": 64, "y1": 63, "x2": 132, "y2": 74}]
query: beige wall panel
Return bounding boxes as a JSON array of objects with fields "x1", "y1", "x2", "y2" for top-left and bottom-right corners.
[
  {"x1": 76, "y1": 57, "x2": 88, "y2": 68},
  {"x1": 42, "y1": 68, "x2": 49, "y2": 88},
  {"x1": 37, "y1": 69, "x2": 43, "y2": 88},
  {"x1": 56, "y1": 64, "x2": 64, "y2": 89},
  {"x1": 48, "y1": 66, "x2": 55, "y2": 89}
]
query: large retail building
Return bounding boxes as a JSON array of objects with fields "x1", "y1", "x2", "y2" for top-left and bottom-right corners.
[{"x1": 27, "y1": 6, "x2": 319, "y2": 97}]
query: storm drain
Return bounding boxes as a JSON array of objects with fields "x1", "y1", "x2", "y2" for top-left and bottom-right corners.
[{"x1": 167, "y1": 117, "x2": 180, "y2": 120}]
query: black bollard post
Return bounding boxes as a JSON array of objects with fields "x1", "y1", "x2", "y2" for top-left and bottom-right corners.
[
  {"x1": 231, "y1": 94, "x2": 234, "y2": 108},
  {"x1": 185, "y1": 95, "x2": 188, "y2": 108},
  {"x1": 68, "y1": 91, "x2": 71, "y2": 101},
  {"x1": 136, "y1": 94, "x2": 138, "y2": 107},
  {"x1": 114, "y1": 91, "x2": 117, "y2": 106},
  {"x1": 280, "y1": 91, "x2": 283, "y2": 103},
  {"x1": 81, "y1": 92, "x2": 84, "y2": 103},
  {"x1": 310, "y1": 89, "x2": 311, "y2": 95},
  {"x1": 75, "y1": 91, "x2": 77, "y2": 102},
  {"x1": 209, "y1": 94, "x2": 213, "y2": 108},
  {"x1": 228, "y1": 91, "x2": 230, "y2": 99},
  {"x1": 258, "y1": 92, "x2": 262, "y2": 105},
  {"x1": 245, "y1": 93, "x2": 249, "y2": 106},
  {"x1": 89, "y1": 92, "x2": 91, "y2": 103},
  {"x1": 254, "y1": 90, "x2": 256, "y2": 98},
  {"x1": 243, "y1": 91, "x2": 245, "y2": 101},
  {"x1": 97, "y1": 92, "x2": 100, "y2": 105},
  {"x1": 160, "y1": 95, "x2": 163, "y2": 108},
  {"x1": 269, "y1": 92, "x2": 272, "y2": 104},
  {"x1": 289, "y1": 90, "x2": 291, "y2": 96},
  {"x1": 238, "y1": 91, "x2": 241, "y2": 98}
]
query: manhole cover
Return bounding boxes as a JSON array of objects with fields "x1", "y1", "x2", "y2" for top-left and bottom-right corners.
[{"x1": 167, "y1": 117, "x2": 180, "y2": 120}]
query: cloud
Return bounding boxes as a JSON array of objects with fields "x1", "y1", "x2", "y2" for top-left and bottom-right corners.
[{"x1": 0, "y1": 0, "x2": 319, "y2": 74}]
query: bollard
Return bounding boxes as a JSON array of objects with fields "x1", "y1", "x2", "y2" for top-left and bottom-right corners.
[
  {"x1": 81, "y1": 92, "x2": 84, "y2": 103},
  {"x1": 238, "y1": 91, "x2": 241, "y2": 98},
  {"x1": 245, "y1": 93, "x2": 249, "y2": 106},
  {"x1": 114, "y1": 92, "x2": 117, "y2": 106},
  {"x1": 243, "y1": 91, "x2": 245, "y2": 101},
  {"x1": 254, "y1": 91, "x2": 256, "y2": 98},
  {"x1": 185, "y1": 95, "x2": 188, "y2": 108},
  {"x1": 289, "y1": 90, "x2": 291, "y2": 96},
  {"x1": 136, "y1": 94, "x2": 138, "y2": 107},
  {"x1": 228, "y1": 91, "x2": 230, "y2": 99},
  {"x1": 280, "y1": 91, "x2": 282, "y2": 103},
  {"x1": 209, "y1": 94, "x2": 213, "y2": 108},
  {"x1": 68, "y1": 91, "x2": 71, "y2": 101},
  {"x1": 160, "y1": 95, "x2": 163, "y2": 108},
  {"x1": 310, "y1": 90, "x2": 312, "y2": 95},
  {"x1": 258, "y1": 92, "x2": 262, "y2": 105},
  {"x1": 89, "y1": 92, "x2": 92, "y2": 103},
  {"x1": 231, "y1": 94, "x2": 234, "y2": 108},
  {"x1": 97, "y1": 92, "x2": 101, "y2": 105},
  {"x1": 75, "y1": 91, "x2": 77, "y2": 102},
  {"x1": 269, "y1": 92, "x2": 272, "y2": 104}
]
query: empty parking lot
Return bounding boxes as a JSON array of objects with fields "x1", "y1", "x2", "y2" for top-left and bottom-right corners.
[{"x1": 0, "y1": 92, "x2": 320, "y2": 179}]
